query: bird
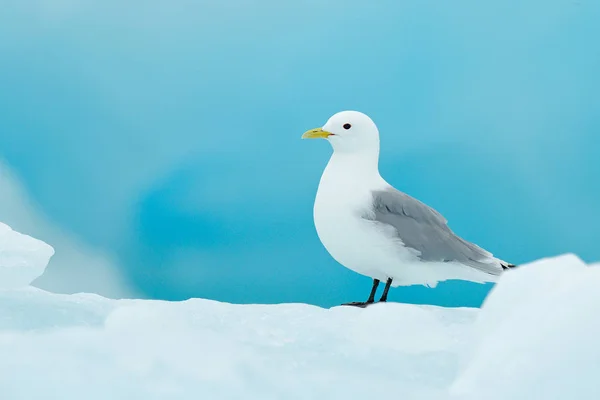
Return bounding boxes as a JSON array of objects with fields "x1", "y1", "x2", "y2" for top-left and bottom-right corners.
[{"x1": 302, "y1": 111, "x2": 515, "y2": 307}]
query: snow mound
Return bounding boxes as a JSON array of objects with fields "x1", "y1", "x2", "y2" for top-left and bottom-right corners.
[
  {"x1": 0, "y1": 222, "x2": 54, "y2": 289},
  {"x1": 0, "y1": 223, "x2": 599, "y2": 399},
  {"x1": 451, "y1": 254, "x2": 600, "y2": 400}
]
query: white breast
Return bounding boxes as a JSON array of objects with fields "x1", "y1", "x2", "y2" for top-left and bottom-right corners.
[{"x1": 312, "y1": 153, "x2": 418, "y2": 282}]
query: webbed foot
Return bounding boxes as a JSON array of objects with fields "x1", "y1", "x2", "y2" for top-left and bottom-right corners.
[{"x1": 341, "y1": 301, "x2": 375, "y2": 308}]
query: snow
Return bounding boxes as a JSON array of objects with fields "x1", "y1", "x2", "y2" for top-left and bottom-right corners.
[
  {"x1": 0, "y1": 290, "x2": 476, "y2": 399},
  {"x1": 0, "y1": 223, "x2": 599, "y2": 399},
  {"x1": 451, "y1": 254, "x2": 600, "y2": 400},
  {"x1": 0, "y1": 222, "x2": 54, "y2": 289}
]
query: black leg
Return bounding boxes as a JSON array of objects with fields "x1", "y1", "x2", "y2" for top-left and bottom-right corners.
[
  {"x1": 366, "y1": 278, "x2": 380, "y2": 303},
  {"x1": 379, "y1": 278, "x2": 393, "y2": 302},
  {"x1": 342, "y1": 279, "x2": 380, "y2": 308}
]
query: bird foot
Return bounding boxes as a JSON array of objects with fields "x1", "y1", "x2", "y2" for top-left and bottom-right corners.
[{"x1": 341, "y1": 301, "x2": 375, "y2": 308}]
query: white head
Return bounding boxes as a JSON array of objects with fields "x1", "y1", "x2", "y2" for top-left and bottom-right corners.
[{"x1": 302, "y1": 111, "x2": 380, "y2": 154}]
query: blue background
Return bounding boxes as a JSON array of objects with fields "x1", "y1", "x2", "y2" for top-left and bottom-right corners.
[{"x1": 1, "y1": 0, "x2": 599, "y2": 307}]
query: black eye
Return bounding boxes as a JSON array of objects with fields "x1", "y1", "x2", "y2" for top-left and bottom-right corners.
[{"x1": 343, "y1": 123, "x2": 352, "y2": 130}]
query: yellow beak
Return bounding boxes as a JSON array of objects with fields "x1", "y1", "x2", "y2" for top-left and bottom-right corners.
[{"x1": 301, "y1": 127, "x2": 333, "y2": 139}]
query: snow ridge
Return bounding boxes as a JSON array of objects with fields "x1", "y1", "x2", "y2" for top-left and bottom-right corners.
[{"x1": 0, "y1": 223, "x2": 598, "y2": 400}]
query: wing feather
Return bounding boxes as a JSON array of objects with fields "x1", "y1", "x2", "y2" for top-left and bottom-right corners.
[{"x1": 367, "y1": 187, "x2": 502, "y2": 276}]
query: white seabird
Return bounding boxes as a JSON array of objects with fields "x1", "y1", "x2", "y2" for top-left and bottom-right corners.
[{"x1": 302, "y1": 111, "x2": 514, "y2": 307}]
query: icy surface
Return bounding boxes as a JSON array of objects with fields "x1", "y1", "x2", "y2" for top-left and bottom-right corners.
[
  {"x1": 0, "y1": 288, "x2": 476, "y2": 399},
  {"x1": 0, "y1": 223, "x2": 599, "y2": 399},
  {"x1": 451, "y1": 254, "x2": 600, "y2": 400},
  {"x1": 0, "y1": 223, "x2": 54, "y2": 289}
]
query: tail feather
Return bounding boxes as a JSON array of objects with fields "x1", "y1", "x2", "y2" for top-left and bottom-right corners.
[{"x1": 501, "y1": 262, "x2": 517, "y2": 270}]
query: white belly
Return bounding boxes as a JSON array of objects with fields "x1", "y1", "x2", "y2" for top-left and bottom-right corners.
[
  {"x1": 313, "y1": 175, "x2": 420, "y2": 284},
  {"x1": 314, "y1": 207, "x2": 405, "y2": 282}
]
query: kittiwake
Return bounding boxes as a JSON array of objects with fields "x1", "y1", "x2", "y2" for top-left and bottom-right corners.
[{"x1": 302, "y1": 111, "x2": 515, "y2": 307}]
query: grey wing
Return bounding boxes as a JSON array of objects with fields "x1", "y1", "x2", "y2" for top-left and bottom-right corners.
[{"x1": 367, "y1": 187, "x2": 503, "y2": 275}]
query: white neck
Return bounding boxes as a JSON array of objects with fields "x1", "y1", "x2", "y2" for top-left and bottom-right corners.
[{"x1": 320, "y1": 149, "x2": 383, "y2": 189}]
